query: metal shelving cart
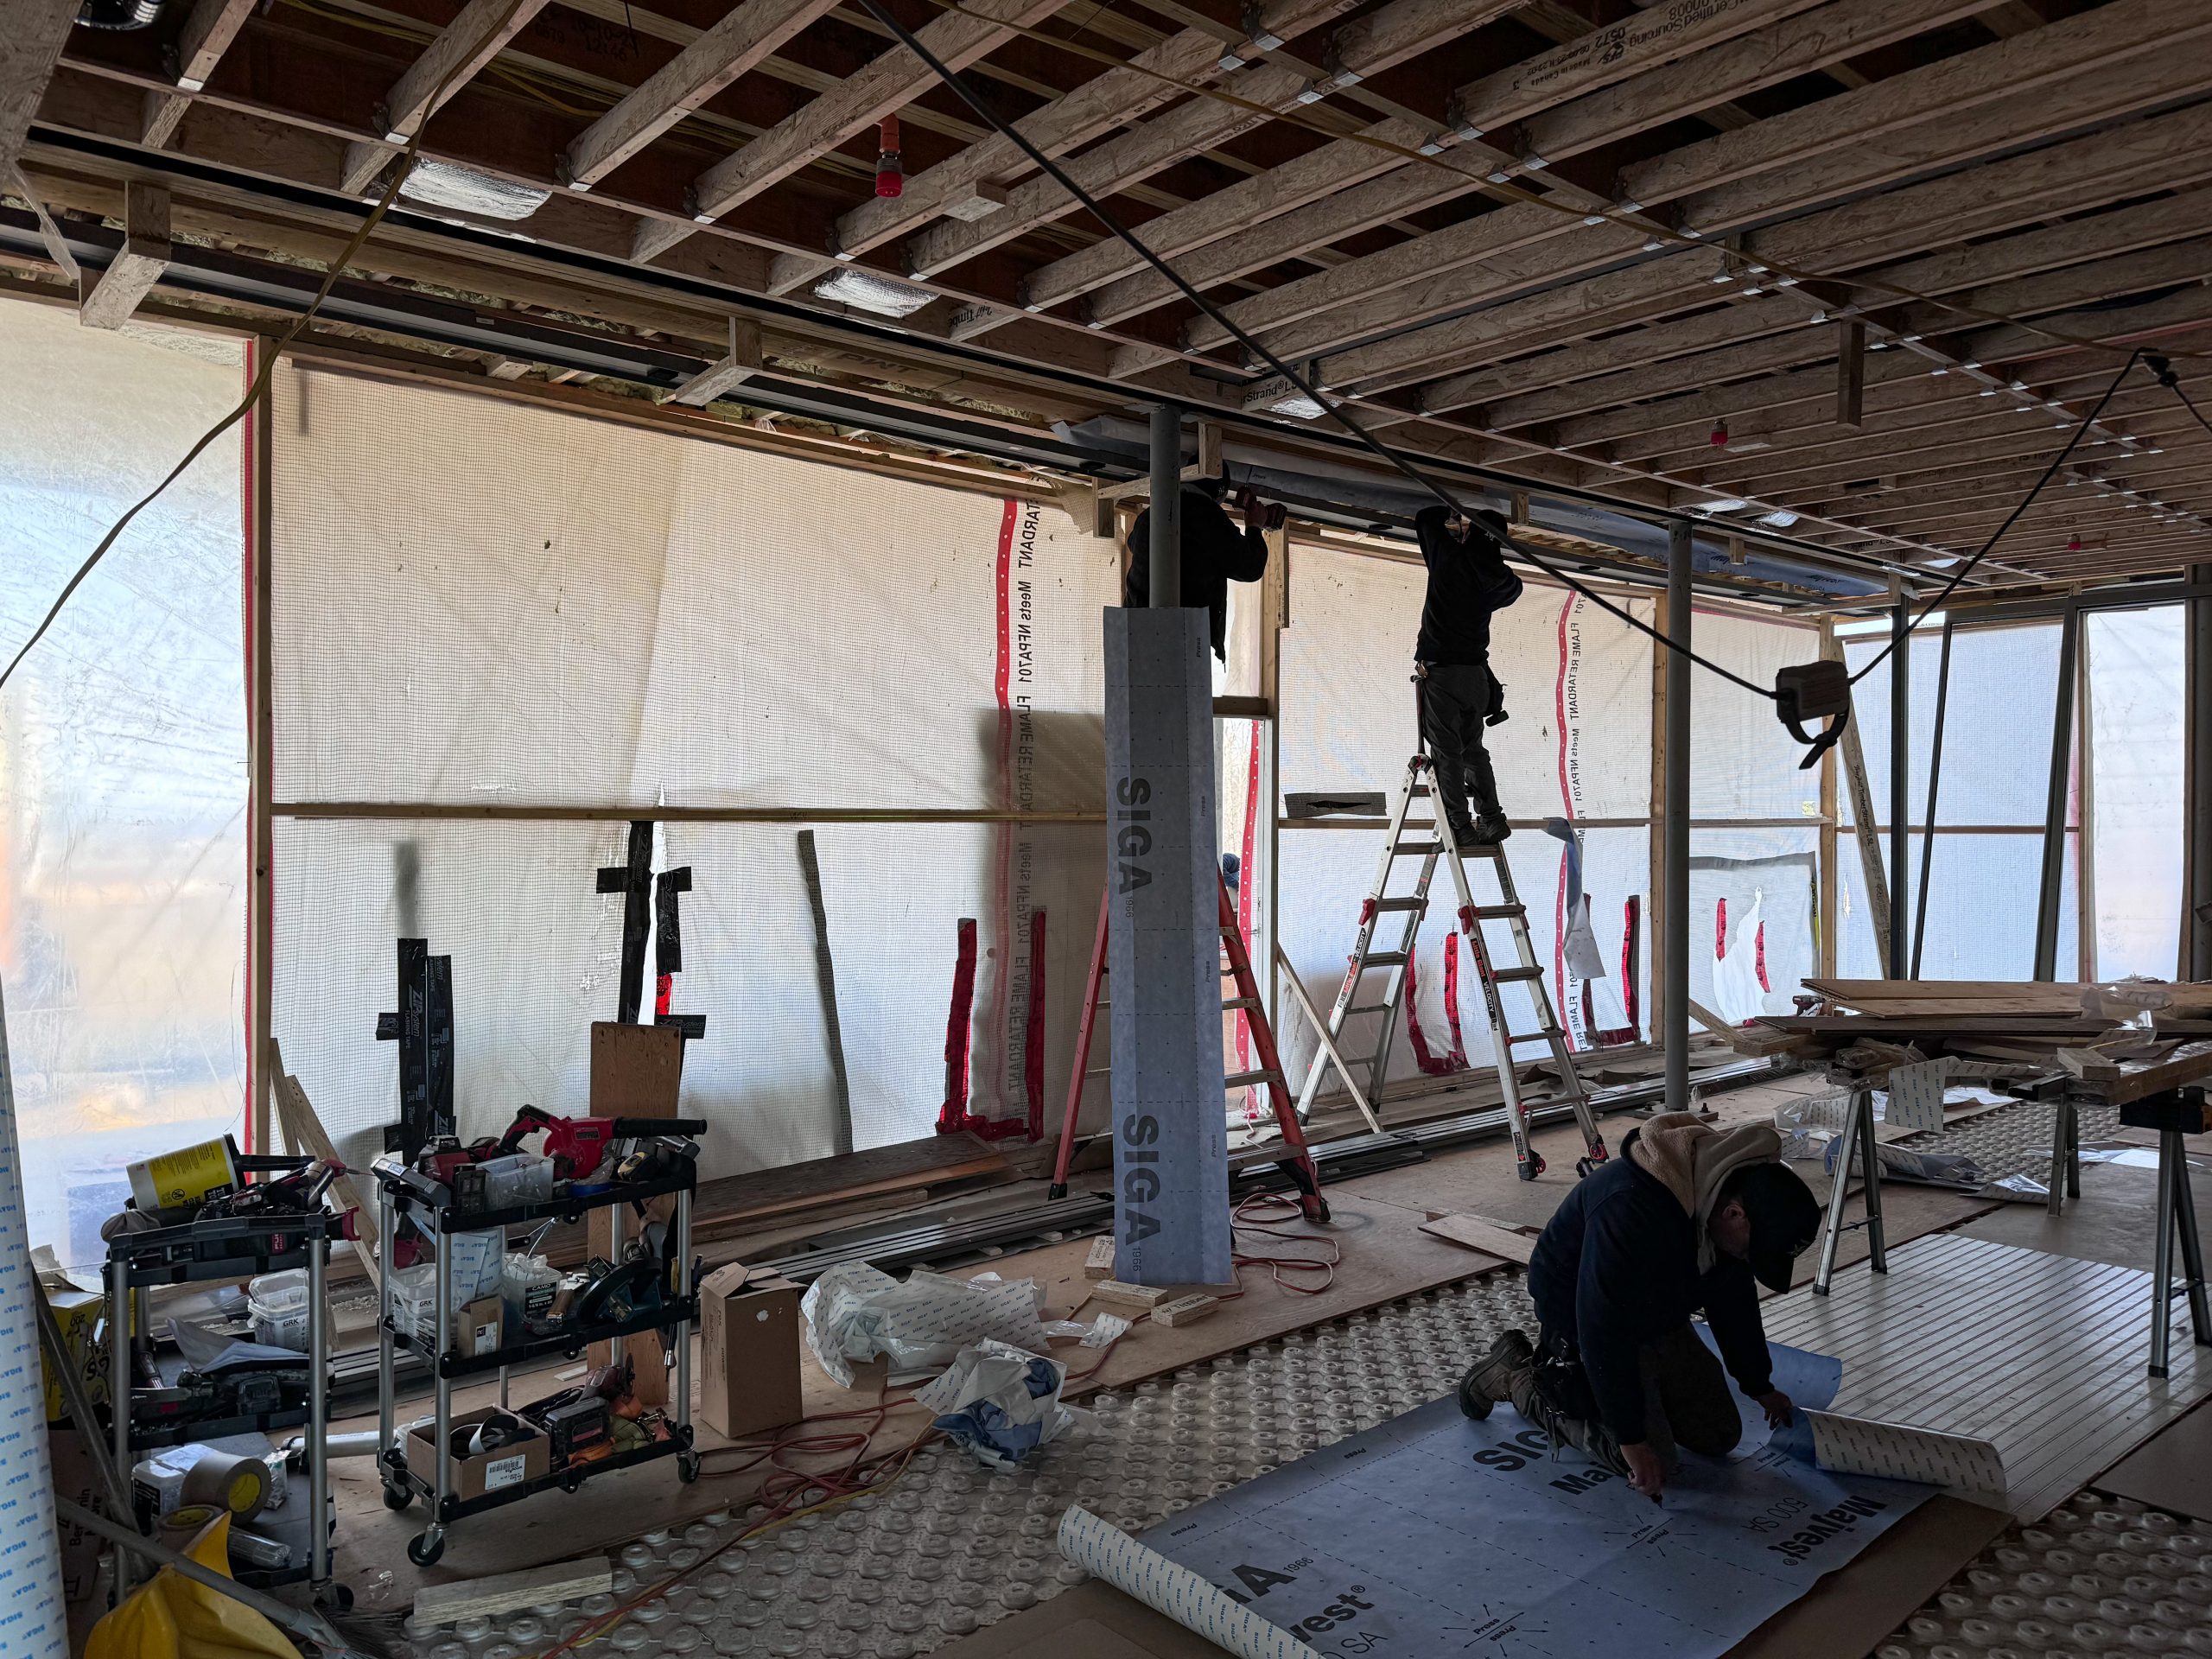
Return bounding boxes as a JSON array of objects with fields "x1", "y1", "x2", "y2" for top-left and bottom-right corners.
[
  {"x1": 105, "y1": 1209, "x2": 336, "y2": 1598},
  {"x1": 372, "y1": 1162, "x2": 700, "y2": 1567}
]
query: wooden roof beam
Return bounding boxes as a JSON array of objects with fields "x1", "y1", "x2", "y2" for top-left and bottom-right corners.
[
  {"x1": 1179, "y1": 0, "x2": 2196, "y2": 376},
  {"x1": 143, "y1": 0, "x2": 257, "y2": 149},
  {"x1": 1077, "y1": 0, "x2": 1993, "y2": 333},
  {"x1": 897, "y1": 0, "x2": 1522, "y2": 283},
  {"x1": 633, "y1": 0, "x2": 1077, "y2": 265},
  {"x1": 556, "y1": 0, "x2": 842, "y2": 194},
  {"x1": 339, "y1": 0, "x2": 556, "y2": 196}
]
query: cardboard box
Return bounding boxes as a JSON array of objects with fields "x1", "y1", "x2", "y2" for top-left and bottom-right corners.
[
  {"x1": 407, "y1": 1409, "x2": 550, "y2": 1502},
  {"x1": 589, "y1": 1021, "x2": 684, "y2": 1117},
  {"x1": 41, "y1": 1287, "x2": 110, "y2": 1422},
  {"x1": 697, "y1": 1263, "x2": 804, "y2": 1440},
  {"x1": 398, "y1": 1291, "x2": 504, "y2": 1358}
]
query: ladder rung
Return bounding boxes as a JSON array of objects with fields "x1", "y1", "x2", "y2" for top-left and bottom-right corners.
[
  {"x1": 1506, "y1": 1028, "x2": 1565, "y2": 1045},
  {"x1": 1467, "y1": 904, "x2": 1522, "y2": 920},
  {"x1": 1372, "y1": 897, "x2": 1424, "y2": 912},
  {"x1": 1348, "y1": 1003, "x2": 1393, "y2": 1016},
  {"x1": 1393, "y1": 840, "x2": 1444, "y2": 855},
  {"x1": 1363, "y1": 950, "x2": 1409, "y2": 968},
  {"x1": 1490, "y1": 966, "x2": 1545, "y2": 983},
  {"x1": 1225, "y1": 1069, "x2": 1282, "y2": 1089}
]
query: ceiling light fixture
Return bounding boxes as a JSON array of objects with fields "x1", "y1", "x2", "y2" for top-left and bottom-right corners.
[{"x1": 813, "y1": 268, "x2": 935, "y2": 318}]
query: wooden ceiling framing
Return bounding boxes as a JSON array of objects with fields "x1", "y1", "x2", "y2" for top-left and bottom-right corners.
[{"x1": 6, "y1": 0, "x2": 2212, "y2": 592}]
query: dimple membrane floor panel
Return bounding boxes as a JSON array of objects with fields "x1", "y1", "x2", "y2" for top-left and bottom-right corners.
[{"x1": 391, "y1": 1099, "x2": 2207, "y2": 1659}]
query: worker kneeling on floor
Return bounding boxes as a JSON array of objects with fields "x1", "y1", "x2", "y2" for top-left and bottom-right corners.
[{"x1": 1458, "y1": 1113, "x2": 1821, "y2": 1499}]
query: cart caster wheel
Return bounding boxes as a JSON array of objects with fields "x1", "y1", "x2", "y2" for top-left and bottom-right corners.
[
  {"x1": 677, "y1": 1451, "x2": 702, "y2": 1484},
  {"x1": 562, "y1": 1470, "x2": 584, "y2": 1495},
  {"x1": 407, "y1": 1531, "x2": 445, "y2": 1568},
  {"x1": 1517, "y1": 1154, "x2": 1545, "y2": 1182},
  {"x1": 381, "y1": 1481, "x2": 411, "y2": 1512}
]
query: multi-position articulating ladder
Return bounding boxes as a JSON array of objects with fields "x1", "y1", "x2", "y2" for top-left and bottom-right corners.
[
  {"x1": 1291, "y1": 750, "x2": 1606, "y2": 1181},
  {"x1": 1046, "y1": 872, "x2": 1329, "y2": 1223}
]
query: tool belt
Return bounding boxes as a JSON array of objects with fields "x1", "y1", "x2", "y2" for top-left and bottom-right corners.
[{"x1": 1532, "y1": 1327, "x2": 1601, "y2": 1424}]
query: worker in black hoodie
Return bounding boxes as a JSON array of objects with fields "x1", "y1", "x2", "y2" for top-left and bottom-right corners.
[
  {"x1": 1456, "y1": 1114, "x2": 1821, "y2": 1501},
  {"x1": 1414, "y1": 505, "x2": 1521, "y2": 848},
  {"x1": 1126, "y1": 475, "x2": 1280, "y2": 661}
]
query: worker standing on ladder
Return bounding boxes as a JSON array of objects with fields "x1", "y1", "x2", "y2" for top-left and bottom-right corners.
[
  {"x1": 1414, "y1": 505, "x2": 1520, "y2": 849},
  {"x1": 1456, "y1": 1114, "x2": 1821, "y2": 1499},
  {"x1": 1127, "y1": 473, "x2": 1281, "y2": 661}
]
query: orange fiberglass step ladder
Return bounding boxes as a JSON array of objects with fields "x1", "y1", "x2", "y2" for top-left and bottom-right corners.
[
  {"x1": 1046, "y1": 871, "x2": 1328, "y2": 1223},
  {"x1": 1289, "y1": 748, "x2": 1605, "y2": 1183}
]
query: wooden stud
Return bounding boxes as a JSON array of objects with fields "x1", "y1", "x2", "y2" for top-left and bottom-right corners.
[
  {"x1": 413, "y1": 1556, "x2": 615, "y2": 1624},
  {"x1": 0, "y1": 0, "x2": 76, "y2": 174},
  {"x1": 1836, "y1": 320, "x2": 1867, "y2": 428},
  {"x1": 1831, "y1": 626, "x2": 1894, "y2": 975},
  {"x1": 1818, "y1": 619, "x2": 1840, "y2": 979},
  {"x1": 80, "y1": 181, "x2": 174, "y2": 330},
  {"x1": 1084, "y1": 1236, "x2": 1118, "y2": 1280},
  {"x1": 1090, "y1": 1280, "x2": 1172, "y2": 1309}
]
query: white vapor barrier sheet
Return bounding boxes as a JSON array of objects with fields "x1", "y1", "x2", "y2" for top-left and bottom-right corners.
[
  {"x1": 272, "y1": 818, "x2": 1103, "y2": 1180},
  {"x1": 267, "y1": 370, "x2": 1122, "y2": 1163},
  {"x1": 0, "y1": 302, "x2": 247, "y2": 1268},
  {"x1": 2084, "y1": 607, "x2": 2184, "y2": 977},
  {"x1": 269, "y1": 368, "x2": 1118, "y2": 810},
  {"x1": 1688, "y1": 610, "x2": 1825, "y2": 821},
  {"x1": 1083, "y1": 1383, "x2": 1933, "y2": 1658}
]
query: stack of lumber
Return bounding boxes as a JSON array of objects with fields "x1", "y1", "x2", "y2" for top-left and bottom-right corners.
[{"x1": 1758, "y1": 979, "x2": 2212, "y2": 1081}]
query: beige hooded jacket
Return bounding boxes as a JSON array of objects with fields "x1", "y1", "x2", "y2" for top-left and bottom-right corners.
[{"x1": 1627, "y1": 1112, "x2": 1785, "y2": 1274}]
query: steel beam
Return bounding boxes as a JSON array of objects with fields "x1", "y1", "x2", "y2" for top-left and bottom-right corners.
[
  {"x1": 1666, "y1": 518, "x2": 1693, "y2": 1109},
  {"x1": 2034, "y1": 606, "x2": 2081, "y2": 980}
]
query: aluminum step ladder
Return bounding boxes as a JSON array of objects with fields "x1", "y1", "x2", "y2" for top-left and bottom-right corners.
[
  {"x1": 1046, "y1": 873, "x2": 1328, "y2": 1222},
  {"x1": 1291, "y1": 750, "x2": 1606, "y2": 1181}
]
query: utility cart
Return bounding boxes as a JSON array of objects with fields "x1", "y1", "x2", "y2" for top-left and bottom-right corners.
[
  {"x1": 371, "y1": 1156, "x2": 701, "y2": 1567},
  {"x1": 105, "y1": 1209, "x2": 339, "y2": 1600}
]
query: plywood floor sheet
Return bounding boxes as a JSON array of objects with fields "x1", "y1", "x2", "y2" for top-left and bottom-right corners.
[{"x1": 1761, "y1": 1233, "x2": 2212, "y2": 1519}]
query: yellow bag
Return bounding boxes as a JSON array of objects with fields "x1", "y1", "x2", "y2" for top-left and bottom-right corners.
[{"x1": 86, "y1": 1512, "x2": 297, "y2": 1659}]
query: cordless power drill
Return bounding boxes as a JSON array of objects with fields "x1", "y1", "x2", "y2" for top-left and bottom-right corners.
[{"x1": 496, "y1": 1105, "x2": 708, "y2": 1183}]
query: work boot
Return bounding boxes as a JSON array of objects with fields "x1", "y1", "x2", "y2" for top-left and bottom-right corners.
[
  {"x1": 1443, "y1": 811, "x2": 1480, "y2": 852},
  {"x1": 1471, "y1": 812, "x2": 1512, "y2": 846},
  {"x1": 1458, "y1": 1327, "x2": 1535, "y2": 1420}
]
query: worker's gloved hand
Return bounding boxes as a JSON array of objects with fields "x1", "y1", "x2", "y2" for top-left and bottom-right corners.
[
  {"x1": 1232, "y1": 486, "x2": 1286, "y2": 533},
  {"x1": 1620, "y1": 1440, "x2": 1664, "y2": 1501},
  {"x1": 1757, "y1": 1389, "x2": 1794, "y2": 1429}
]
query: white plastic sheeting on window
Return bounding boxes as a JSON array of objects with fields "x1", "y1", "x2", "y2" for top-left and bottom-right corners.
[
  {"x1": 1688, "y1": 610, "x2": 1825, "y2": 823},
  {"x1": 267, "y1": 367, "x2": 1116, "y2": 1177},
  {"x1": 2085, "y1": 607, "x2": 2184, "y2": 978},
  {"x1": 1274, "y1": 543, "x2": 1653, "y2": 1086},
  {"x1": 0, "y1": 302, "x2": 246, "y2": 1268}
]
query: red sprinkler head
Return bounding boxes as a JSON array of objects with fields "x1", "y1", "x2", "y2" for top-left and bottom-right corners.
[{"x1": 875, "y1": 114, "x2": 903, "y2": 199}]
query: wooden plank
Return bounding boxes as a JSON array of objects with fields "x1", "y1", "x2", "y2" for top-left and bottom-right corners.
[
  {"x1": 0, "y1": 0, "x2": 76, "y2": 173},
  {"x1": 267, "y1": 1040, "x2": 383, "y2": 1292},
  {"x1": 143, "y1": 0, "x2": 257, "y2": 148},
  {"x1": 1827, "y1": 630, "x2": 1892, "y2": 974},
  {"x1": 412, "y1": 1555, "x2": 614, "y2": 1623},
  {"x1": 340, "y1": 0, "x2": 556, "y2": 194},
  {"x1": 1152, "y1": 1294, "x2": 1220, "y2": 1328},
  {"x1": 1090, "y1": 1281, "x2": 1174, "y2": 1310},
  {"x1": 1084, "y1": 1236, "x2": 1117, "y2": 1280},
  {"x1": 695, "y1": 1135, "x2": 1012, "y2": 1231},
  {"x1": 79, "y1": 181, "x2": 171, "y2": 330},
  {"x1": 560, "y1": 0, "x2": 844, "y2": 190},
  {"x1": 1818, "y1": 620, "x2": 1840, "y2": 981},
  {"x1": 1417, "y1": 1212, "x2": 1535, "y2": 1264},
  {"x1": 793, "y1": 828, "x2": 855, "y2": 1158}
]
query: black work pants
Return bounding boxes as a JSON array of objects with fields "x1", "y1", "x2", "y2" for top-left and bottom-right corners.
[
  {"x1": 1526, "y1": 1324, "x2": 1744, "y2": 1472},
  {"x1": 1418, "y1": 662, "x2": 1503, "y2": 831}
]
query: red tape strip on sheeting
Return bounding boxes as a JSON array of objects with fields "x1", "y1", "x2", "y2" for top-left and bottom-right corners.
[{"x1": 936, "y1": 917, "x2": 978, "y2": 1135}]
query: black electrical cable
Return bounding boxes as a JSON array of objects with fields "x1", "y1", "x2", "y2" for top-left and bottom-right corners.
[
  {"x1": 2150, "y1": 352, "x2": 2212, "y2": 442},
  {"x1": 846, "y1": 0, "x2": 1782, "y2": 702},
  {"x1": 1845, "y1": 350, "x2": 2143, "y2": 686}
]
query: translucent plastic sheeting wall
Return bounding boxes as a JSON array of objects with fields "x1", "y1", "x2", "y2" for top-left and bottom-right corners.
[
  {"x1": 1275, "y1": 544, "x2": 1656, "y2": 1083},
  {"x1": 1841, "y1": 624, "x2": 2078, "y2": 980},
  {"x1": 0, "y1": 303, "x2": 247, "y2": 1268},
  {"x1": 269, "y1": 367, "x2": 1117, "y2": 1181},
  {"x1": 2084, "y1": 607, "x2": 2184, "y2": 978}
]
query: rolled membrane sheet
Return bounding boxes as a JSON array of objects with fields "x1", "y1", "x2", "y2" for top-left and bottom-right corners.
[{"x1": 1055, "y1": 1505, "x2": 1304, "y2": 1659}]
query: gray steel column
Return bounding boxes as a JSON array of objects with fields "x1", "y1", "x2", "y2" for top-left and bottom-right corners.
[
  {"x1": 1889, "y1": 595, "x2": 1910, "y2": 978},
  {"x1": 1665, "y1": 519, "x2": 1693, "y2": 1112},
  {"x1": 2034, "y1": 605, "x2": 2082, "y2": 982},
  {"x1": 1910, "y1": 617, "x2": 1955, "y2": 979},
  {"x1": 2191, "y1": 566, "x2": 2212, "y2": 979},
  {"x1": 1148, "y1": 404, "x2": 1181, "y2": 607}
]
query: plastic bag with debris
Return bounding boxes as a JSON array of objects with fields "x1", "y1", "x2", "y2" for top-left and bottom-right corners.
[
  {"x1": 915, "y1": 1340, "x2": 1088, "y2": 1471},
  {"x1": 800, "y1": 1263, "x2": 1050, "y2": 1387},
  {"x1": 1821, "y1": 1135, "x2": 1985, "y2": 1191}
]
